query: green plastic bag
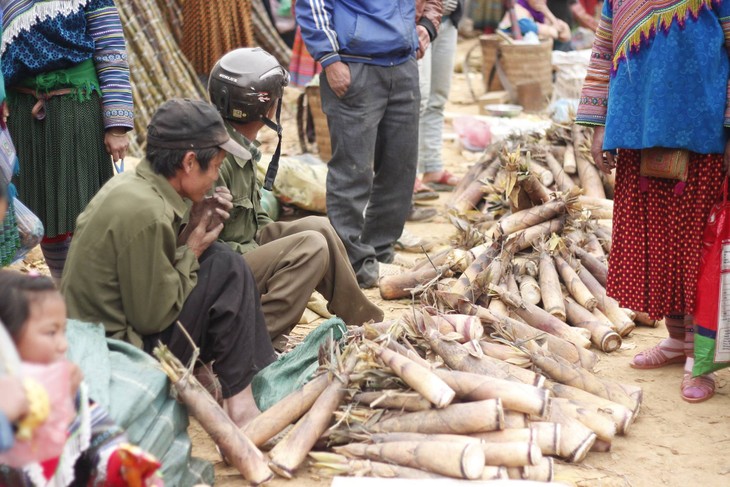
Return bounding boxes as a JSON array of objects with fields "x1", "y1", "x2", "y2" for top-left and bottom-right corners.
[{"x1": 252, "y1": 317, "x2": 346, "y2": 411}]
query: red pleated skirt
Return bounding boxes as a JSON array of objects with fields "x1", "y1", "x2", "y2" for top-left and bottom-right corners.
[{"x1": 607, "y1": 149, "x2": 724, "y2": 319}]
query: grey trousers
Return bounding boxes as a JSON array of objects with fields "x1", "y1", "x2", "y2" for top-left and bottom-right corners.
[
  {"x1": 320, "y1": 59, "x2": 420, "y2": 271},
  {"x1": 243, "y1": 216, "x2": 384, "y2": 339}
]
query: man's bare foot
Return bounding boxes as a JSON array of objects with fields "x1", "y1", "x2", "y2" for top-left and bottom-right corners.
[{"x1": 223, "y1": 384, "x2": 260, "y2": 429}]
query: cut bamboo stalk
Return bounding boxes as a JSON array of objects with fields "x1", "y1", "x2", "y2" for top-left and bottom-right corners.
[
  {"x1": 539, "y1": 249, "x2": 567, "y2": 321},
  {"x1": 564, "y1": 297, "x2": 622, "y2": 353},
  {"x1": 309, "y1": 453, "x2": 448, "y2": 479},
  {"x1": 518, "y1": 274, "x2": 542, "y2": 306},
  {"x1": 369, "y1": 432, "x2": 479, "y2": 445},
  {"x1": 496, "y1": 200, "x2": 567, "y2": 237},
  {"x1": 573, "y1": 246, "x2": 608, "y2": 287},
  {"x1": 550, "y1": 397, "x2": 616, "y2": 443},
  {"x1": 507, "y1": 217, "x2": 565, "y2": 253},
  {"x1": 370, "y1": 399, "x2": 504, "y2": 435},
  {"x1": 563, "y1": 143, "x2": 577, "y2": 174},
  {"x1": 577, "y1": 266, "x2": 635, "y2": 337},
  {"x1": 503, "y1": 411, "x2": 528, "y2": 429},
  {"x1": 530, "y1": 348, "x2": 642, "y2": 413},
  {"x1": 573, "y1": 124, "x2": 606, "y2": 199},
  {"x1": 634, "y1": 311, "x2": 660, "y2": 328},
  {"x1": 594, "y1": 226, "x2": 613, "y2": 253},
  {"x1": 379, "y1": 264, "x2": 451, "y2": 300},
  {"x1": 583, "y1": 232, "x2": 607, "y2": 261},
  {"x1": 472, "y1": 425, "x2": 559, "y2": 457},
  {"x1": 268, "y1": 353, "x2": 358, "y2": 478},
  {"x1": 544, "y1": 150, "x2": 576, "y2": 192},
  {"x1": 546, "y1": 404, "x2": 596, "y2": 462},
  {"x1": 529, "y1": 422, "x2": 561, "y2": 456},
  {"x1": 547, "y1": 381, "x2": 635, "y2": 434},
  {"x1": 531, "y1": 161, "x2": 554, "y2": 187},
  {"x1": 554, "y1": 255, "x2": 598, "y2": 311},
  {"x1": 435, "y1": 369, "x2": 550, "y2": 418},
  {"x1": 482, "y1": 441, "x2": 542, "y2": 467},
  {"x1": 243, "y1": 373, "x2": 329, "y2": 447},
  {"x1": 153, "y1": 346, "x2": 273, "y2": 485},
  {"x1": 354, "y1": 391, "x2": 433, "y2": 412},
  {"x1": 481, "y1": 466, "x2": 510, "y2": 480},
  {"x1": 491, "y1": 284, "x2": 592, "y2": 349},
  {"x1": 334, "y1": 441, "x2": 486, "y2": 480},
  {"x1": 374, "y1": 345, "x2": 455, "y2": 408},
  {"x1": 507, "y1": 457, "x2": 554, "y2": 482},
  {"x1": 423, "y1": 328, "x2": 544, "y2": 386}
]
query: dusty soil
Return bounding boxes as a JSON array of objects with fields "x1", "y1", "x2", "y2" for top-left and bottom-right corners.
[{"x1": 187, "y1": 37, "x2": 730, "y2": 487}]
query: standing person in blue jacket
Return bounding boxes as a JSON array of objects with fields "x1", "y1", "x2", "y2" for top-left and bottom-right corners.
[{"x1": 296, "y1": 1, "x2": 443, "y2": 289}]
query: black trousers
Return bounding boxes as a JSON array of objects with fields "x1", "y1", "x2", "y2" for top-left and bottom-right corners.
[{"x1": 145, "y1": 243, "x2": 275, "y2": 398}]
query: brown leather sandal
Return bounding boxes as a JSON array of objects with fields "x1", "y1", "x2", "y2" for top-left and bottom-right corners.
[{"x1": 680, "y1": 373, "x2": 715, "y2": 403}]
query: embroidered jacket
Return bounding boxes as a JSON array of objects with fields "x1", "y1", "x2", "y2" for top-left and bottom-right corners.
[
  {"x1": 0, "y1": 0, "x2": 134, "y2": 130},
  {"x1": 576, "y1": 0, "x2": 730, "y2": 154}
]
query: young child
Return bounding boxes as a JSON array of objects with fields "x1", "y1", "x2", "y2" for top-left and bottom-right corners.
[{"x1": 0, "y1": 270, "x2": 162, "y2": 486}]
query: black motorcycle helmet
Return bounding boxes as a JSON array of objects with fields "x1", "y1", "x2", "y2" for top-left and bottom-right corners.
[
  {"x1": 208, "y1": 48, "x2": 290, "y2": 190},
  {"x1": 208, "y1": 47, "x2": 290, "y2": 125}
]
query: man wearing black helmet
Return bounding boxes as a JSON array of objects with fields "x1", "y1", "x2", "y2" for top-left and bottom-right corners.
[{"x1": 208, "y1": 48, "x2": 384, "y2": 346}]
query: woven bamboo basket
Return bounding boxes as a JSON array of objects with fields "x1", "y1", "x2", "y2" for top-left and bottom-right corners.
[
  {"x1": 480, "y1": 35, "x2": 554, "y2": 108},
  {"x1": 305, "y1": 85, "x2": 332, "y2": 162}
]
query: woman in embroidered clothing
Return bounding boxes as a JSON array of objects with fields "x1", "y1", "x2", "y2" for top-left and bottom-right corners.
[
  {"x1": 1, "y1": 0, "x2": 134, "y2": 282},
  {"x1": 576, "y1": 0, "x2": 730, "y2": 402}
]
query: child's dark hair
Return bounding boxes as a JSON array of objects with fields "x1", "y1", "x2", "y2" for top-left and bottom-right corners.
[{"x1": 0, "y1": 270, "x2": 57, "y2": 339}]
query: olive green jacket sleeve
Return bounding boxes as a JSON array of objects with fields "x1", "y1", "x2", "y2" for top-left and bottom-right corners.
[{"x1": 116, "y1": 220, "x2": 199, "y2": 338}]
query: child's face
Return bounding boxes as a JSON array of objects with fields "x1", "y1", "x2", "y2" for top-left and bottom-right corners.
[{"x1": 17, "y1": 292, "x2": 68, "y2": 364}]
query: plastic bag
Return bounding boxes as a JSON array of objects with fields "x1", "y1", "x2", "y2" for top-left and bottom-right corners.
[
  {"x1": 0, "y1": 360, "x2": 75, "y2": 467},
  {"x1": 13, "y1": 197, "x2": 43, "y2": 261},
  {"x1": 694, "y1": 180, "x2": 730, "y2": 375},
  {"x1": 257, "y1": 154, "x2": 327, "y2": 213},
  {"x1": 453, "y1": 116, "x2": 492, "y2": 152}
]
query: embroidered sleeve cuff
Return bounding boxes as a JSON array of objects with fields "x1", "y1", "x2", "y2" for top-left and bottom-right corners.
[
  {"x1": 102, "y1": 105, "x2": 135, "y2": 130},
  {"x1": 319, "y1": 53, "x2": 342, "y2": 68}
]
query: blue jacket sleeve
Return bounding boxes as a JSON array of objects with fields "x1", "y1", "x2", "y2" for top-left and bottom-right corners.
[
  {"x1": 0, "y1": 411, "x2": 14, "y2": 452},
  {"x1": 294, "y1": 0, "x2": 341, "y2": 67}
]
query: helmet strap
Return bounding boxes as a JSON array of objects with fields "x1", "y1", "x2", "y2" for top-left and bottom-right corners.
[{"x1": 261, "y1": 97, "x2": 283, "y2": 191}]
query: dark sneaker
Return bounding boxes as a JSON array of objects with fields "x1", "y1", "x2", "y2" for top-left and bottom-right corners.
[{"x1": 355, "y1": 258, "x2": 379, "y2": 289}]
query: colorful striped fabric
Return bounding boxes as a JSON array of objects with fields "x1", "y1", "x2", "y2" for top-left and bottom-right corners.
[
  {"x1": 1, "y1": 0, "x2": 133, "y2": 129},
  {"x1": 576, "y1": 0, "x2": 730, "y2": 154}
]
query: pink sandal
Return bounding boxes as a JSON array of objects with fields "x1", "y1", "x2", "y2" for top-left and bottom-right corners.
[
  {"x1": 681, "y1": 373, "x2": 715, "y2": 403},
  {"x1": 630, "y1": 342, "x2": 685, "y2": 369}
]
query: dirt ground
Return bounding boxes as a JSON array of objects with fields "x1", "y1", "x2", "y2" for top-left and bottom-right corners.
[{"x1": 183, "y1": 37, "x2": 730, "y2": 487}]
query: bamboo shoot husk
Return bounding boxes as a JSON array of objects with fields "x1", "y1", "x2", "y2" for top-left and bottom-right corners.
[
  {"x1": 554, "y1": 255, "x2": 598, "y2": 311},
  {"x1": 481, "y1": 441, "x2": 542, "y2": 467},
  {"x1": 583, "y1": 232, "x2": 607, "y2": 261},
  {"x1": 491, "y1": 285, "x2": 592, "y2": 349},
  {"x1": 472, "y1": 424, "x2": 560, "y2": 457},
  {"x1": 385, "y1": 338, "x2": 433, "y2": 369},
  {"x1": 539, "y1": 250, "x2": 567, "y2": 321},
  {"x1": 374, "y1": 345, "x2": 455, "y2": 408},
  {"x1": 370, "y1": 399, "x2": 504, "y2": 436},
  {"x1": 547, "y1": 381, "x2": 635, "y2": 434},
  {"x1": 243, "y1": 373, "x2": 329, "y2": 447},
  {"x1": 550, "y1": 397, "x2": 616, "y2": 443},
  {"x1": 269, "y1": 353, "x2": 358, "y2": 478},
  {"x1": 379, "y1": 264, "x2": 451, "y2": 300},
  {"x1": 423, "y1": 328, "x2": 544, "y2": 386},
  {"x1": 507, "y1": 457, "x2": 554, "y2": 482},
  {"x1": 529, "y1": 348, "x2": 641, "y2": 413},
  {"x1": 577, "y1": 196, "x2": 614, "y2": 213},
  {"x1": 563, "y1": 143, "x2": 577, "y2": 175},
  {"x1": 573, "y1": 246, "x2": 608, "y2": 287},
  {"x1": 564, "y1": 297, "x2": 622, "y2": 353},
  {"x1": 451, "y1": 166, "x2": 493, "y2": 213},
  {"x1": 153, "y1": 346, "x2": 273, "y2": 485},
  {"x1": 334, "y1": 441, "x2": 486, "y2": 480},
  {"x1": 518, "y1": 274, "x2": 542, "y2": 306},
  {"x1": 507, "y1": 218, "x2": 565, "y2": 253},
  {"x1": 449, "y1": 239, "x2": 501, "y2": 299},
  {"x1": 430, "y1": 313, "x2": 485, "y2": 343},
  {"x1": 577, "y1": 266, "x2": 635, "y2": 337},
  {"x1": 497, "y1": 200, "x2": 567, "y2": 237},
  {"x1": 479, "y1": 340, "x2": 532, "y2": 367},
  {"x1": 435, "y1": 369, "x2": 550, "y2": 418},
  {"x1": 544, "y1": 151, "x2": 576, "y2": 192},
  {"x1": 488, "y1": 297, "x2": 509, "y2": 316},
  {"x1": 354, "y1": 391, "x2": 433, "y2": 412},
  {"x1": 531, "y1": 161, "x2": 555, "y2": 187},
  {"x1": 521, "y1": 171, "x2": 552, "y2": 205},
  {"x1": 594, "y1": 226, "x2": 613, "y2": 253},
  {"x1": 369, "y1": 432, "x2": 480, "y2": 445},
  {"x1": 546, "y1": 404, "x2": 596, "y2": 463}
]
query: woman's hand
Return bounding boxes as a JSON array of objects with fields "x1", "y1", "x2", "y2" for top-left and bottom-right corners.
[
  {"x1": 104, "y1": 129, "x2": 130, "y2": 162},
  {"x1": 591, "y1": 126, "x2": 615, "y2": 174}
]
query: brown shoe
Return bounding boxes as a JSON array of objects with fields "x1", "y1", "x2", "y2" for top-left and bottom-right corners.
[{"x1": 407, "y1": 206, "x2": 438, "y2": 222}]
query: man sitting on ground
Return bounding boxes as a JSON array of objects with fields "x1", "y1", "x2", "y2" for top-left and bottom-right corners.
[
  {"x1": 207, "y1": 47, "x2": 384, "y2": 347},
  {"x1": 61, "y1": 99, "x2": 275, "y2": 428}
]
